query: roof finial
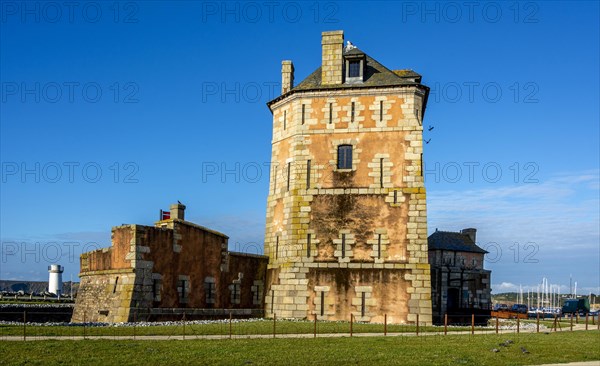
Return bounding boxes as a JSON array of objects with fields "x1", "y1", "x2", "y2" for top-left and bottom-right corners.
[{"x1": 345, "y1": 41, "x2": 356, "y2": 51}]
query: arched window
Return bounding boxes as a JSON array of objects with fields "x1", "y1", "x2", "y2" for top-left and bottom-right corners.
[{"x1": 337, "y1": 145, "x2": 352, "y2": 169}]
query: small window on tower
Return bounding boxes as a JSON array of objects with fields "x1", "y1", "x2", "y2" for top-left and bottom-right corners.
[
  {"x1": 349, "y1": 60, "x2": 360, "y2": 78},
  {"x1": 337, "y1": 145, "x2": 352, "y2": 169}
]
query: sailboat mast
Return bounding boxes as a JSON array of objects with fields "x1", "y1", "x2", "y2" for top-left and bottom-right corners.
[{"x1": 570, "y1": 274, "x2": 572, "y2": 298}]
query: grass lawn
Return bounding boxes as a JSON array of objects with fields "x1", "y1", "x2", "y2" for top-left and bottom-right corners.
[
  {"x1": 521, "y1": 316, "x2": 598, "y2": 330},
  {"x1": 1, "y1": 331, "x2": 598, "y2": 365}
]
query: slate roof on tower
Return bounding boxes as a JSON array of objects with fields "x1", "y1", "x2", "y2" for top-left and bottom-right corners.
[
  {"x1": 296, "y1": 47, "x2": 422, "y2": 90},
  {"x1": 428, "y1": 230, "x2": 488, "y2": 254},
  {"x1": 267, "y1": 47, "x2": 427, "y2": 107}
]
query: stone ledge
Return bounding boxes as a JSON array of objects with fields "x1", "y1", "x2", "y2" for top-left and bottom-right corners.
[{"x1": 79, "y1": 268, "x2": 135, "y2": 277}]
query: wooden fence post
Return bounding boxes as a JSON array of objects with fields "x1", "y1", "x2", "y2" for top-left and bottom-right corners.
[
  {"x1": 517, "y1": 316, "x2": 520, "y2": 334},
  {"x1": 495, "y1": 316, "x2": 499, "y2": 334},
  {"x1": 416, "y1": 314, "x2": 419, "y2": 336},
  {"x1": 444, "y1": 314, "x2": 448, "y2": 336},
  {"x1": 471, "y1": 314, "x2": 475, "y2": 335},
  {"x1": 384, "y1": 314, "x2": 387, "y2": 336},
  {"x1": 182, "y1": 312, "x2": 186, "y2": 340},
  {"x1": 350, "y1": 314, "x2": 353, "y2": 337},
  {"x1": 536, "y1": 312, "x2": 539, "y2": 333},
  {"x1": 570, "y1": 313, "x2": 574, "y2": 332},
  {"x1": 273, "y1": 313, "x2": 276, "y2": 338},
  {"x1": 229, "y1": 312, "x2": 232, "y2": 339},
  {"x1": 22, "y1": 310, "x2": 26, "y2": 341},
  {"x1": 314, "y1": 314, "x2": 317, "y2": 338}
]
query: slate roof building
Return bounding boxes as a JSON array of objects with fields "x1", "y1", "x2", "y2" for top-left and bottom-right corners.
[
  {"x1": 264, "y1": 30, "x2": 432, "y2": 324},
  {"x1": 428, "y1": 228, "x2": 492, "y2": 324}
]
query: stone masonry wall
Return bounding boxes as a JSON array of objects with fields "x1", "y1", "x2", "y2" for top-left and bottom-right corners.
[
  {"x1": 430, "y1": 249, "x2": 491, "y2": 323},
  {"x1": 226, "y1": 253, "x2": 268, "y2": 309},
  {"x1": 265, "y1": 86, "x2": 432, "y2": 324},
  {"x1": 144, "y1": 221, "x2": 226, "y2": 309},
  {"x1": 72, "y1": 270, "x2": 136, "y2": 323},
  {"x1": 72, "y1": 225, "x2": 140, "y2": 323},
  {"x1": 74, "y1": 219, "x2": 269, "y2": 323},
  {"x1": 321, "y1": 31, "x2": 343, "y2": 85}
]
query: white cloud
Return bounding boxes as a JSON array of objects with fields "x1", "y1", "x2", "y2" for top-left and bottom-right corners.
[
  {"x1": 429, "y1": 170, "x2": 600, "y2": 291},
  {"x1": 191, "y1": 212, "x2": 266, "y2": 255},
  {"x1": 494, "y1": 282, "x2": 518, "y2": 291}
]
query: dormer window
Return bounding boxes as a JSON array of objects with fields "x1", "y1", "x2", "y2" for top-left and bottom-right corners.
[
  {"x1": 349, "y1": 61, "x2": 360, "y2": 78},
  {"x1": 344, "y1": 53, "x2": 366, "y2": 84}
]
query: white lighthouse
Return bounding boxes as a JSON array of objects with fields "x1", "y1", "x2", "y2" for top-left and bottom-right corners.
[{"x1": 48, "y1": 264, "x2": 64, "y2": 297}]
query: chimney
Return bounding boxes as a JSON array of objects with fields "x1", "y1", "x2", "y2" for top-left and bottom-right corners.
[
  {"x1": 321, "y1": 30, "x2": 344, "y2": 85},
  {"x1": 281, "y1": 60, "x2": 294, "y2": 94},
  {"x1": 170, "y1": 203, "x2": 186, "y2": 221},
  {"x1": 461, "y1": 228, "x2": 477, "y2": 243}
]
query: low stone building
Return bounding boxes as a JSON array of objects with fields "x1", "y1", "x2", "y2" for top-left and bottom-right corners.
[
  {"x1": 428, "y1": 228, "x2": 492, "y2": 324},
  {"x1": 72, "y1": 204, "x2": 268, "y2": 323}
]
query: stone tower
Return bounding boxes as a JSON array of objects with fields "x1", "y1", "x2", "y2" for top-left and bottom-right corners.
[{"x1": 264, "y1": 30, "x2": 432, "y2": 324}]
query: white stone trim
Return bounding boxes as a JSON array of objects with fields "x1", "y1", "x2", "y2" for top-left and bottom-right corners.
[
  {"x1": 352, "y1": 285, "x2": 374, "y2": 322},
  {"x1": 312, "y1": 286, "x2": 334, "y2": 320},
  {"x1": 368, "y1": 229, "x2": 389, "y2": 263},
  {"x1": 329, "y1": 138, "x2": 361, "y2": 172},
  {"x1": 334, "y1": 230, "x2": 354, "y2": 263}
]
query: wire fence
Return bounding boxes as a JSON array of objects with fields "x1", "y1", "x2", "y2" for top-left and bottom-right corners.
[{"x1": 0, "y1": 311, "x2": 597, "y2": 341}]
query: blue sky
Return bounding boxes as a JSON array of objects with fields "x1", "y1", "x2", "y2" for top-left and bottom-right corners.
[{"x1": 1, "y1": 1, "x2": 598, "y2": 295}]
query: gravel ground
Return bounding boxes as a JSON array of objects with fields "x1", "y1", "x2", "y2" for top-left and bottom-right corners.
[
  {"x1": 0, "y1": 303, "x2": 74, "y2": 309},
  {"x1": 0, "y1": 315, "x2": 556, "y2": 330}
]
